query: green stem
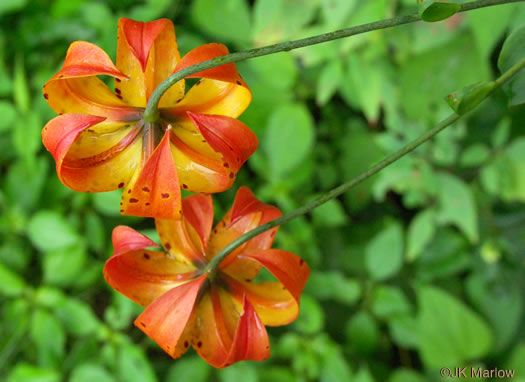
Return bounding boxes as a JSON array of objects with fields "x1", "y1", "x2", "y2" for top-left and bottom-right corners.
[
  {"x1": 142, "y1": 0, "x2": 524, "y2": 121},
  {"x1": 204, "y1": 56, "x2": 525, "y2": 273}
]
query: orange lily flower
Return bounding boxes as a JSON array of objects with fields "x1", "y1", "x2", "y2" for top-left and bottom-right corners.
[
  {"x1": 104, "y1": 187, "x2": 309, "y2": 368},
  {"x1": 42, "y1": 18, "x2": 257, "y2": 219}
]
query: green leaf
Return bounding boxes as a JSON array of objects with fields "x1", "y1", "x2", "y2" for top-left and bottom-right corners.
[
  {"x1": 321, "y1": 0, "x2": 357, "y2": 29},
  {"x1": 466, "y1": 272, "x2": 522, "y2": 352},
  {"x1": 505, "y1": 345, "x2": 525, "y2": 379},
  {"x1": 54, "y1": 297, "x2": 100, "y2": 336},
  {"x1": 0, "y1": 101, "x2": 16, "y2": 133},
  {"x1": 498, "y1": 23, "x2": 525, "y2": 106},
  {"x1": 117, "y1": 342, "x2": 157, "y2": 382},
  {"x1": 371, "y1": 285, "x2": 412, "y2": 319},
  {"x1": 365, "y1": 222, "x2": 404, "y2": 280},
  {"x1": 0, "y1": 261, "x2": 26, "y2": 297},
  {"x1": 264, "y1": 103, "x2": 315, "y2": 178},
  {"x1": 435, "y1": 173, "x2": 478, "y2": 243},
  {"x1": 217, "y1": 362, "x2": 257, "y2": 382},
  {"x1": 13, "y1": 53, "x2": 30, "y2": 112},
  {"x1": 418, "y1": 0, "x2": 461, "y2": 22},
  {"x1": 30, "y1": 309, "x2": 66, "y2": 369},
  {"x1": 491, "y1": 118, "x2": 510, "y2": 148},
  {"x1": 416, "y1": 285, "x2": 493, "y2": 367},
  {"x1": 459, "y1": 143, "x2": 491, "y2": 167},
  {"x1": 406, "y1": 208, "x2": 436, "y2": 261},
  {"x1": 27, "y1": 210, "x2": 79, "y2": 252},
  {"x1": 70, "y1": 364, "x2": 115, "y2": 382},
  {"x1": 258, "y1": 367, "x2": 296, "y2": 382},
  {"x1": 389, "y1": 369, "x2": 426, "y2": 382},
  {"x1": 191, "y1": 0, "x2": 251, "y2": 44},
  {"x1": 320, "y1": 345, "x2": 354, "y2": 382},
  {"x1": 316, "y1": 60, "x2": 343, "y2": 106},
  {"x1": 305, "y1": 271, "x2": 361, "y2": 305},
  {"x1": 7, "y1": 364, "x2": 59, "y2": 382},
  {"x1": 6, "y1": 158, "x2": 49, "y2": 212},
  {"x1": 389, "y1": 313, "x2": 419, "y2": 348},
  {"x1": 312, "y1": 199, "x2": 348, "y2": 228},
  {"x1": 345, "y1": 311, "x2": 379, "y2": 354},
  {"x1": 293, "y1": 295, "x2": 325, "y2": 334},
  {"x1": 12, "y1": 111, "x2": 42, "y2": 165},
  {"x1": 92, "y1": 190, "x2": 124, "y2": 217},
  {"x1": 43, "y1": 242, "x2": 87, "y2": 286},
  {"x1": 166, "y1": 356, "x2": 211, "y2": 382},
  {"x1": 446, "y1": 81, "x2": 495, "y2": 115}
]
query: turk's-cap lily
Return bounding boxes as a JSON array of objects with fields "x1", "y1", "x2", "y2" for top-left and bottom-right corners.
[
  {"x1": 42, "y1": 18, "x2": 257, "y2": 219},
  {"x1": 104, "y1": 187, "x2": 310, "y2": 368}
]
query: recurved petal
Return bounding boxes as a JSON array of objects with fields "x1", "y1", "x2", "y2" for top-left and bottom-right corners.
[
  {"x1": 182, "y1": 193, "x2": 214, "y2": 251},
  {"x1": 43, "y1": 41, "x2": 141, "y2": 120},
  {"x1": 134, "y1": 275, "x2": 206, "y2": 358},
  {"x1": 207, "y1": 187, "x2": 281, "y2": 280},
  {"x1": 165, "y1": 43, "x2": 251, "y2": 118},
  {"x1": 116, "y1": 18, "x2": 184, "y2": 108},
  {"x1": 42, "y1": 114, "x2": 142, "y2": 192},
  {"x1": 112, "y1": 225, "x2": 159, "y2": 256},
  {"x1": 121, "y1": 129, "x2": 182, "y2": 219}
]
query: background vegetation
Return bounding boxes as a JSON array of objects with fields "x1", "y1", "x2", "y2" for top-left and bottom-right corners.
[{"x1": 1, "y1": 0, "x2": 525, "y2": 381}]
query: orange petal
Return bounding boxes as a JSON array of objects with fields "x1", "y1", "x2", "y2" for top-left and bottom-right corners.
[
  {"x1": 188, "y1": 112, "x2": 258, "y2": 174},
  {"x1": 227, "y1": 279, "x2": 298, "y2": 327},
  {"x1": 43, "y1": 41, "x2": 141, "y2": 120},
  {"x1": 207, "y1": 187, "x2": 281, "y2": 280},
  {"x1": 112, "y1": 225, "x2": 159, "y2": 256},
  {"x1": 240, "y1": 249, "x2": 310, "y2": 303},
  {"x1": 165, "y1": 43, "x2": 251, "y2": 118},
  {"x1": 223, "y1": 295, "x2": 270, "y2": 366},
  {"x1": 116, "y1": 18, "x2": 184, "y2": 107},
  {"x1": 121, "y1": 129, "x2": 182, "y2": 219},
  {"x1": 42, "y1": 114, "x2": 143, "y2": 192},
  {"x1": 182, "y1": 193, "x2": 214, "y2": 251},
  {"x1": 134, "y1": 275, "x2": 206, "y2": 358}
]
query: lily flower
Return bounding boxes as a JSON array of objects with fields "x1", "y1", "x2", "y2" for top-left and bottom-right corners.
[
  {"x1": 42, "y1": 18, "x2": 257, "y2": 219},
  {"x1": 104, "y1": 187, "x2": 310, "y2": 368}
]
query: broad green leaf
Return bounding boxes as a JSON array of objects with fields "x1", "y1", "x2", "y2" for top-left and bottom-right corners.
[
  {"x1": 389, "y1": 313, "x2": 419, "y2": 348},
  {"x1": 12, "y1": 111, "x2": 42, "y2": 165},
  {"x1": 354, "y1": 367, "x2": 375, "y2": 382},
  {"x1": 345, "y1": 311, "x2": 379, "y2": 354},
  {"x1": 70, "y1": 364, "x2": 115, "y2": 382},
  {"x1": 166, "y1": 356, "x2": 211, "y2": 382},
  {"x1": 406, "y1": 208, "x2": 436, "y2": 261},
  {"x1": 466, "y1": 273, "x2": 522, "y2": 352},
  {"x1": 491, "y1": 118, "x2": 510, "y2": 148},
  {"x1": 498, "y1": 23, "x2": 525, "y2": 106},
  {"x1": 312, "y1": 199, "x2": 348, "y2": 228},
  {"x1": 92, "y1": 190, "x2": 124, "y2": 217},
  {"x1": 43, "y1": 242, "x2": 87, "y2": 286},
  {"x1": 371, "y1": 286, "x2": 412, "y2": 319},
  {"x1": 0, "y1": 261, "x2": 26, "y2": 296},
  {"x1": 7, "y1": 364, "x2": 59, "y2": 382},
  {"x1": 435, "y1": 173, "x2": 478, "y2": 243},
  {"x1": 321, "y1": 0, "x2": 357, "y2": 29},
  {"x1": 191, "y1": 0, "x2": 251, "y2": 44},
  {"x1": 316, "y1": 60, "x2": 343, "y2": 106},
  {"x1": 305, "y1": 271, "x2": 361, "y2": 305},
  {"x1": 5, "y1": 157, "x2": 48, "y2": 213},
  {"x1": 459, "y1": 143, "x2": 491, "y2": 167},
  {"x1": 418, "y1": 0, "x2": 461, "y2": 22},
  {"x1": 505, "y1": 345, "x2": 525, "y2": 380},
  {"x1": 293, "y1": 295, "x2": 325, "y2": 334},
  {"x1": 365, "y1": 222, "x2": 404, "y2": 280},
  {"x1": 264, "y1": 103, "x2": 314, "y2": 178},
  {"x1": 27, "y1": 210, "x2": 80, "y2": 252},
  {"x1": 54, "y1": 297, "x2": 100, "y2": 336},
  {"x1": 0, "y1": 101, "x2": 16, "y2": 132},
  {"x1": 446, "y1": 81, "x2": 495, "y2": 115},
  {"x1": 30, "y1": 309, "x2": 66, "y2": 369},
  {"x1": 117, "y1": 342, "x2": 157, "y2": 382},
  {"x1": 258, "y1": 367, "x2": 296, "y2": 382},
  {"x1": 320, "y1": 346, "x2": 354, "y2": 382},
  {"x1": 13, "y1": 54, "x2": 30, "y2": 112},
  {"x1": 416, "y1": 285, "x2": 493, "y2": 367},
  {"x1": 51, "y1": 0, "x2": 86, "y2": 18},
  {"x1": 84, "y1": 211, "x2": 105, "y2": 252}
]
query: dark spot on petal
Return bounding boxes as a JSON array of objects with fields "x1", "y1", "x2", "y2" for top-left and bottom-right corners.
[
  {"x1": 225, "y1": 363, "x2": 230, "y2": 367},
  {"x1": 182, "y1": 184, "x2": 188, "y2": 189},
  {"x1": 161, "y1": 193, "x2": 170, "y2": 199},
  {"x1": 184, "y1": 341, "x2": 189, "y2": 348},
  {"x1": 115, "y1": 88, "x2": 121, "y2": 94},
  {"x1": 118, "y1": 182, "x2": 124, "y2": 188},
  {"x1": 266, "y1": 345, "x2": 269, "y2": 349},
  {"x1": 140, "y1": 322, "x2": 146, "y2": 327},
  {"x1": 236, "y1": 80, "x2": 242, "y2": 85},
  {"x1": 176, "y1": 98, "x2": 183, "y2": 103},
  {"x1": 142, "y1": 186, "x2": 150, "y2": 192},
  {"x1": 58, "y1": 74, "x2": 64, "y2": 79},
  {"x1": 223, "y1": 162, "x2": 229, "y2": 168},
  {"x1": 202, "y1": 139, "x2": 206, "y2": 143},
  {"x1": 299, "y1": 259, "x2": 304, "y2": 265},
  {"x1": 116, "y1": 94, "x2": 123, "y2": 100},
  {"x1": 213, "y1": 228, "x2": 217, "y2": 234},
  {"x1": 245, "y1": 279, "x2": 251, "y2": 282},
  {"x1": 43, "y1": 93, "x2": 49, "y2": 99},
  {"x1": 128, "y1": 189, "x2": 131, "y2": 194},
  {"x1": 165, "y1": 243, "x2": 172, "y2": 250},
  {"x1": 130, "y1": 198, "x2": 139, "y2": 203},
  {"x1": 120, "y1": 209, "x2": 124, "y2": 212},
  {"x1": 115, "y1": 78, "x2": 121, "y2": 83},
  {"x1": 146, "y1": 202, "x2": 150, "y2": 206},
  {"x1": 143, "y1": 253, "x2": 150, "y2": 260},
  {"x1": 197, "y1": 341, "x2": 202, "y2": 348},
  {"x1": 229, "y1": 172, "x2": 234, "y2": 179},
  {"x1": 195, "y1": 80, "x2": 202, "y2": 86}
]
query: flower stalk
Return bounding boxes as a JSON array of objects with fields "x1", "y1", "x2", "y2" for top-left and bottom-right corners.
[
  {"x1": 142, "y1": 0, "x2": 524, "y2": 121},
  {"x1": 204, "y1": 56, "x2": 525, "y2": 273}
]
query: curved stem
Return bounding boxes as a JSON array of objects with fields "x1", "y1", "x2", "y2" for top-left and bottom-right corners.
[
  {"x1": 142, "y1": 0, "x2": 524, "y2": 121},
  {"x1": 204, "y1": 56, "x2": 525, "y2": 273}
]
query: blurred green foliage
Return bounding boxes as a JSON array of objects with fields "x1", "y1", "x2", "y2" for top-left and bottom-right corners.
[{"x1": 1, "y1": 0, "x2": 525, "y2": 381}]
